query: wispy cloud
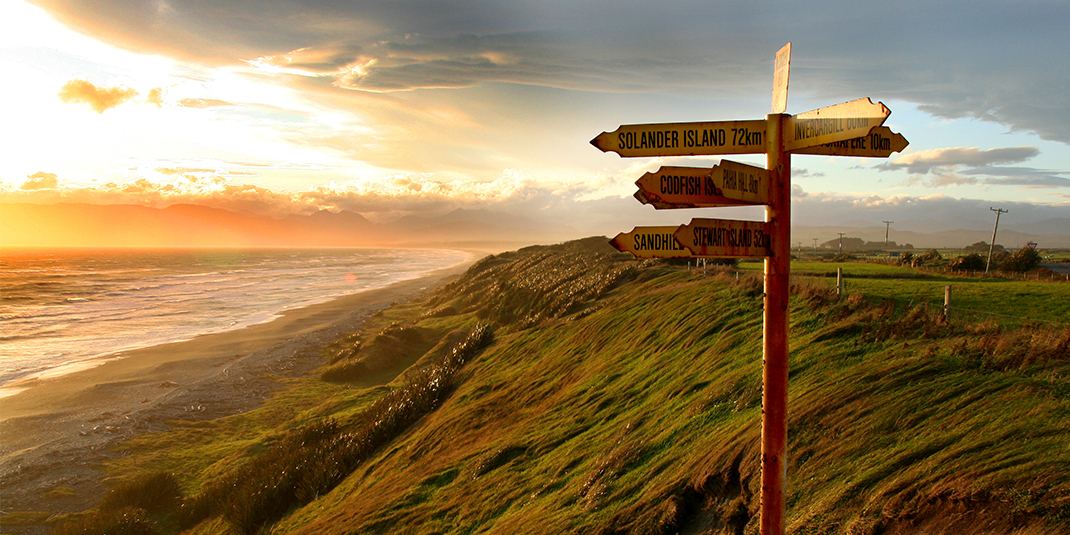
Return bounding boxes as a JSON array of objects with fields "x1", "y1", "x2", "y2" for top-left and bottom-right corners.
[
  {"x1": 21, "y1": 171, "x2": 58, "y2": 190},
  {"x1": 58, "y1": 79, "x2": 138, "y2": 112},
  {"x1": 872, "y1": 146, "x2": 1070, "y2": 189},
  {"x1": 877, "y1": 147, "x2": 1040, "y2": 175}
]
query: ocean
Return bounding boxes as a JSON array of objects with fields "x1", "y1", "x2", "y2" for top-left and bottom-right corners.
[{"x1": 0, "y1": 247, "x2": 473, "y2": 390}]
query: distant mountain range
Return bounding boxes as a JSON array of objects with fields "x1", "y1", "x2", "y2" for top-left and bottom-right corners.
[
  {"x1": 793, "y1": 220, "x2": 1070, "y2": 250},
  {"x1": 0, "y1": 203, "x2": 579, "y2": 249},
  {"x1": 2, "y1": 202, "x2": 1067, "y2": 250}
]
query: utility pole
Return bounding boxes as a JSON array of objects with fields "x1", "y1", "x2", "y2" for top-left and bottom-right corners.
[
  {"x1": 883, "y1": 220, "x2": 894, "y2": 248},
  {"x1": 986, "y1": 208, "x2": 1008, "y2": 273},
  {"x1": 812, "y1": 238, "x2": 818, "y2": 251},
  {"x1": 837, "y1": 232, "x2": 846, "y2": 253}
]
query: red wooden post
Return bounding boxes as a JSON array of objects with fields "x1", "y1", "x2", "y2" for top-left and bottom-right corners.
[{"x1": 761, "y1": 112, "x2": 790, "y2": 535}]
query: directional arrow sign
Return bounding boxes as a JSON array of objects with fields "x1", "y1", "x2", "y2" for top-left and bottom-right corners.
[
  {"x1": 591, "y1": 120, "x2": 767, "y2": 158},
  {"x1": 784, "y1": 97, "x2": 890, "y2": 151},
  {"x1": 674, "y1": 218, "x2": 773, "y2": 258},
  {"x1": 791, "y1": 126, "x2": 909, "y2": 158},
  {"x1": 634, "y1": 161, "x2": 770, "y2": 209},
  {"x1": 610, "y1": 226, "x2": 693, "y2": 259}
]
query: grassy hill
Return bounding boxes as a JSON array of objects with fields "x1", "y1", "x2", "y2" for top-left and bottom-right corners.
[{"x1": 44, "y1": 238, "x2": 1070, "y2": 535}]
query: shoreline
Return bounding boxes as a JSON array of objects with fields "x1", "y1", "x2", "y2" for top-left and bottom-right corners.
[
  {"x1": 0, "y1": 257, "x2": 480, "y2": 525},
  {"x1": 0, "y1": 247, "x2": 484, "y2": 392}
]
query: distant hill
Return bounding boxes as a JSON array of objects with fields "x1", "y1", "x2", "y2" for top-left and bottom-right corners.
[
  {"x1": 0, "y1": 203, "x2": 577, "y2": 248},
  {"x1": 2, "y1": 202, "x2": 1064, "y2": 249},
  {"x1": 794, "y1": 222, "x2": 1069, "y2": 250}
]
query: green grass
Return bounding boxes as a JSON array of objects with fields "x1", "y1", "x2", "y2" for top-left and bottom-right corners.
[
  {"x1": 64, "y1": 239, "x2": 1070, "y2": 535},
  {"x1": 742, "y1": 260, "x2": 1070, "y2": 326}
]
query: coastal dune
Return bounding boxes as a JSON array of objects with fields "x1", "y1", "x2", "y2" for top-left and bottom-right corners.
[{"x1": 0, "y1": 262, "x2": 474, "y2": 522}]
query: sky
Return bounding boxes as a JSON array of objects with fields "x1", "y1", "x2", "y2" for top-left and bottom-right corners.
[{"x1": 1, "y1": 0, "x2": 1068, "y2": 238}]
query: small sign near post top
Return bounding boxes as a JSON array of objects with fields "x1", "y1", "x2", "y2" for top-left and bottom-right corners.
[
  {"x1": 771, "y1": 42, "x2": 791, "y2": 114},
  {"x1": 592, "y1": 43, "x2": 907, "y2": 535}
]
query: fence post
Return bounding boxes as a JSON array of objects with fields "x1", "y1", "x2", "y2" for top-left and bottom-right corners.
[
  {"x1": 944, "y1": 285, "x2": 952, "y2": 321},
  {"x1": 836, "y1": 268, "x2": 843, "y2": 299}
]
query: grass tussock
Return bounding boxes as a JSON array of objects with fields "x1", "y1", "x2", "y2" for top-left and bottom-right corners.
[
  {"x1": 320, "y1": 323, "x2": 427, "y2": 382},
  {"x1": 181, "y1": 324, "x2": 493, "y2": 534},
  {"x1": 429, "y1": 237, "x2": 636, "y2": 329},
  {"x1": 99, "y1": 471, "x2": 183, "y2": 513},
  {"x1": 51, "y1": 507, "x2": 156, "y2": 535}
]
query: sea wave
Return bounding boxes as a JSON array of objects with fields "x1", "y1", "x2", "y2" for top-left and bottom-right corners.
[{"x1": 0, "y1": 247, "x2": 473, "y2": 385}]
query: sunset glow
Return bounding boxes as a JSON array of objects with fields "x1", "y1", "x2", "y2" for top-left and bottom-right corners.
[{"x1": 1, "y1": 0, "x2": 1067, "y2": 243}]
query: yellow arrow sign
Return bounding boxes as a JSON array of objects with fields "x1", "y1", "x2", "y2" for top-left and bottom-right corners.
[
  {"x1": 610, "y1": 226, "x2": 693, "y2": 259},
  {"x1": 591, "y1": 120, "x2": 767, "y2": 158},
  {"x1": 791, "y1": 126, "x2": 909, "y2": 158},
  {"x1": 785, "y1": 98, "x2": 890, "y2": 151},
  {"x1": 674, "y1": 218, "x2": 773, "y2": 258},
  {"x1": 634, "y1": 160, "x2": 770, "y2": 209}
]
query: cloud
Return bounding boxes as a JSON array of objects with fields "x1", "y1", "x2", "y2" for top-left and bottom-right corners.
[
  {"x1": 959, "y1": 167, "x2": 1070, "y2": 189},
  {"x1": 21, "y1": 172, "x2": 58, "y2": 190},
  {"x1": 28, "y1": 1, "x2": 1070, "y2": 145},
  {"x1": 872, "y1": 146, "x2": 1069, "y2": 189},
  {"x1": 4, "y1": 174, "x2": 1066, "y2": 240},
  {"x1": 178, "y1": 98, "x2": 233, "y2": 108},
  {"x1": 58, "y1": 79, "x2": 138, "y2": 112},
  {"x1": 877, "y1": 147, "x2": 1040, "y2": 175},
  {"x1": 145, "y1": 87, "x2": 164, "y2": 107}
]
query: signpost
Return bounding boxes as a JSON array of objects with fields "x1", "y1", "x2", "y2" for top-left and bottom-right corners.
[
  {"x1": 590, "y1": 119, "x2": 767, "y2": 158},
  {"x1": 792, "y1": 126, "x2": 909, "y2": 158},
  {"x1": 609, "y1": 226, "x2": 694, "y2": 259},
  {"x1": 784, "y1": 97, "x2": 890, "y2": 151},
  {"x1": 674, "y1": 218, "x2": 772, "y2": 258},
  {"x1": 592, "y1": 42, "x2": 906, "y2": 535},
  {"x1": 634, "y1": 161, "x2": 770, "y2": 209}
]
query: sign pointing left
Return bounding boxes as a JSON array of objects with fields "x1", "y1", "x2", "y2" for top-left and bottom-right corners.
[
  {"x1": 590, "y1": 119, "x2": 767, "y2": 158},
  {"x1": 635, "y1": 161, "x2": 770, "y2": 209},
  {"x1": 610, "y1": 226, "x2": 693, "y2": 259}
]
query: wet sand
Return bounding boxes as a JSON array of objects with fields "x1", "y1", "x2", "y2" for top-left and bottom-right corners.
[{"x1": 0, "y1": 261, "x2": 475, "y2": 526}]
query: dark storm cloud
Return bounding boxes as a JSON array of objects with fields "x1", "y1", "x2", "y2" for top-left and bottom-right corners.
[{"x1": 31, "y1": 0, "x2": 1070, "y2": 142}]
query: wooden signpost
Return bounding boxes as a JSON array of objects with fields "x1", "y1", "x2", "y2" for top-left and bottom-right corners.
[
  {"x1": 634, "y1": 161, "x2": 770, "y2": 209},
  {"x1": 793, "y1": 125, "x2": 909, "y2": 157},
  {"x1": 675, "y1": 218, "x2": 772, "y2": 258},
  {"x1": 610, "y1": 226, "x2": 694, "y2": 258},
  {"x1": 593, "y1": 42, "x2": 908, "y2": 535}
]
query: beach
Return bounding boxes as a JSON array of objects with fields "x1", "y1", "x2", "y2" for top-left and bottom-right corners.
[{"x1": 0, "y1": 260, "x2": 474, "y2": 523}]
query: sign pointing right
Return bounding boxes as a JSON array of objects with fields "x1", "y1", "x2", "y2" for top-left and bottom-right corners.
[
  {"x1": 791, "y1": 126, "x2": 909, "y2": 158},
  {"x1": 785, "y1": 97, "x2": 890, "y2": 151},
  {"x1": 674, "y1": 218, "x2": 773, "y2": 258}
]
